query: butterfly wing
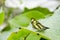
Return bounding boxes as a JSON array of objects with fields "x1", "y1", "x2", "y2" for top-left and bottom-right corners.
[{"x1": 31, "y1": 18, "x2": 49, "y2": 31}]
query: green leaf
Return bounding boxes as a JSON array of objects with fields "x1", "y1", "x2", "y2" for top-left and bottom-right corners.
[
  {"x1": 8, "y1": 28, "x2": 50, "y2": 40},
  {"x1": 9, "y1": 7, "x2": 53, "y2": 27},
  {"x1": 8, "y1": 28, "x2": 31, "y2": 40},
  {"x1": 23, "y1": 7, "x2": 53, "y2": 15},
  {"x1": 0, "y1": 11, "x2": 5, "y2": 25},
  {"x1": 9, "y1": 10, "x2": 46, "y2": 27}
]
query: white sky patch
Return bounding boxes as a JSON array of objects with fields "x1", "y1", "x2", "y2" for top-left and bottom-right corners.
[
  {"x1": 5, "y1": 0, "x2": 60, "y2": 11},
  {"x1": 5, "y1": 0, "x2": 20, "y2": 8}
]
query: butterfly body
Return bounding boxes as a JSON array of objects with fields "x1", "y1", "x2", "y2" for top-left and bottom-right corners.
[{"x1": 31, "y1": 18, "x2": 49, "y2": 31}]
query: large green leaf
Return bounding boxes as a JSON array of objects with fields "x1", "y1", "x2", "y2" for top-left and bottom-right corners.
[
  {"x1": 9, "y1": 7, "x2": 53, "y2": 27},
  {"x1": 9, "y1": 10, "x2": 45, "y2": 27},
  {"x1": 8, "y1": 28, "x2": 50, "y2": 40},
  {"x1": 7, "y1": 28, "x2": 31, "y2": 40}
]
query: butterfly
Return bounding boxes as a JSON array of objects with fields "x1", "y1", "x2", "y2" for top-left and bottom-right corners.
[{"x1": 31, "y1": 18, "x2": 49, "y2": 31}]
